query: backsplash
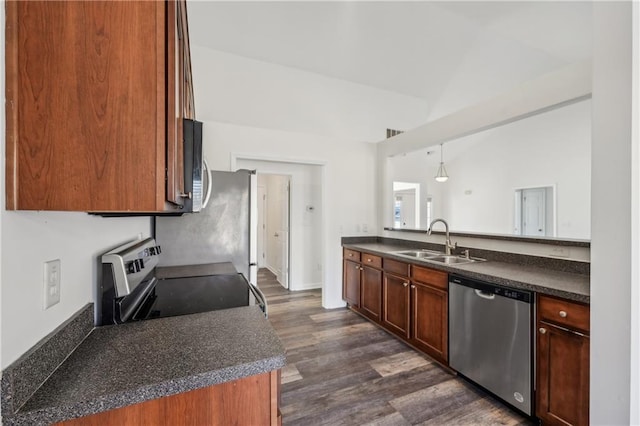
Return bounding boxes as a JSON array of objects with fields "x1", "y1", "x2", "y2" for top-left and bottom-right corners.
[{"x1": 1, "y1": 304, "x2": 94, "y2": 417}]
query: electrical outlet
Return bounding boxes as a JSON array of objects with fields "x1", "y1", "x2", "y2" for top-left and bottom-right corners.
[
  {"x1": 44, "y1": 259, "x2": 61, "y2": 309},
  {"x1": 549, "y1": 247, "x2": 570, "y2": 258},
  {"x1": 362, "y1": 223, "x2": 368, "y2": 233}
]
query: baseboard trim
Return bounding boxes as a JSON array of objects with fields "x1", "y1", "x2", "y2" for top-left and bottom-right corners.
[{"x1": 290, "y1": 282, "x2": 322, "y2": 291}]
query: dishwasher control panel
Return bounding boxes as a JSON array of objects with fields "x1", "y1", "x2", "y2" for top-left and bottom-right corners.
[{"x1": 450, "y1": 275, "x2": 532, "y2": 303}]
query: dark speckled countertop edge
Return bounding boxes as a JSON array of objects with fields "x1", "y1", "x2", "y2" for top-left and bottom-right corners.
[
  {"x1": 344, "y1": 242, "x2": 590, "y2": 304},
  {"x1": 3, "y1": 306, "x2": 286, "y2": 426},
  {"x1": 6, "y1": 355, "x2": 286, "y2": 426}
]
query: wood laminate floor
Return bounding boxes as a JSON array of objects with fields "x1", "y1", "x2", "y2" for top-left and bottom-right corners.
[{"x1": 258, "y1": 268, "x2": 533, "y2": 426}]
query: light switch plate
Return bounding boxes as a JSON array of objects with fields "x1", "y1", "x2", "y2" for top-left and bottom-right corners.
[{"x1": 44, "y1": 259, "x2": 61, "y2": 309}]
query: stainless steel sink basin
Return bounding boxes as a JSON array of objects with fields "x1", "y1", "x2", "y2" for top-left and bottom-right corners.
[
  {"x1": 393, "y1": 250, "x2": 485, "y2": 265},
  {"x1": 428, "y1": 255, "x2": 483, "y2": 265},
  {"x1": 394, "y1": 250, "x2": 442, "y2": 259}
]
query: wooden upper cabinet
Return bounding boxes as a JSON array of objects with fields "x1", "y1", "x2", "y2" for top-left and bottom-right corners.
[{"x1": 5, "y1": 0, "x2": 193, "y2": 212}]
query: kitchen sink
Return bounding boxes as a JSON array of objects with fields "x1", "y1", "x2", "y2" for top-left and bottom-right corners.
[
  {"x1": 393, "y1": 250, "x2": 485, "y2": 265},
  {"x1": 394, "y1": 250, "x2": 442, "y2": 258},
  {"x1": 428, "y1": 255, "x2": 484, "y2": 265}
]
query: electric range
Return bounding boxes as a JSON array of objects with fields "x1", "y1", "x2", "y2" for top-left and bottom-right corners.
[{"x1": 97, "y1": 237, "x2": 266, "y2": 326}]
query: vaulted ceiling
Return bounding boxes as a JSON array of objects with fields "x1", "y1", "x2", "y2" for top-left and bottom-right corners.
[{"x1": 188, "y1": 1, "x2": 592, "y2": 119}]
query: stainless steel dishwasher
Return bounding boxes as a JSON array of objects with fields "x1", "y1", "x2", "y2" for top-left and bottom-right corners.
[{"x1": 449, "y1": 274, "x2": 533, "y2": 416}]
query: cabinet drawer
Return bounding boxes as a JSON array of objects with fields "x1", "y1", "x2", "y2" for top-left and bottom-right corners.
[
  {"x1": 343, "y1": 248, "x2": 361, "y2": 262},
  {"x1": 411, "y1": 266, "x2": 448, "y2": 290},
  {"x1": 538, "y1": 295, "x2": 589, "y2": 333},
  {"x1": 384, "y1": 258, "x2": 409, "y2": 277},
  {"x1": 361, "y1": 253, "x2": 382, "y2": 269}
]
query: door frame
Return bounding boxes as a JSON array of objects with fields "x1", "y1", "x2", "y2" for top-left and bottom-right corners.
[
  {"x1": 231, "y1": 153, "x2": 327, "y2": 296},
  {"x1": 513, "y1": 184, "x2": 557, "y2": 237}
]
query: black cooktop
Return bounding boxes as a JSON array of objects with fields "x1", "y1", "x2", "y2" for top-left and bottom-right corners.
[
  {"x1": 99, "y1": 239, "x2": 267, "y2": 325},
  {"x1": 133, "y1": 273, "x2": 262, "y2": 321}
]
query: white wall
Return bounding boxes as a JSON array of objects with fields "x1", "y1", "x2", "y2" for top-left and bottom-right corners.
[
  {"x1": 203, "y1": 121, "x2": 374, "y2": 308},
  {"x1": 389, "y1": 99, "x2": 591, "y2": 239},
  {"x1": 631, "y1": 3, "x2": 640, "y2": 422},
  {"x1": 191, "y1": 45, "x2": 430, "y2": 142},
  {"x1": 0, "y1": 214, "x2": 150, "y2": 368},
  {"x1": 191, "y1": 44, "x2": 419, "y2": 306},
  {"x1": 591, "y1": 3, "x2": 634, "y2": 423}
]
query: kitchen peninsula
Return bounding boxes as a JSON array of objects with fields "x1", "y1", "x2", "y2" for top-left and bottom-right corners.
[{"x1": 1, "y1": 305, "x2": 285, "y2": 426}]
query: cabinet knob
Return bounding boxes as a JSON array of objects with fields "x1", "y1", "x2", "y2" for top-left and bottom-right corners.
[
  {"x1": 411, "y1": 285, "x2": 416, "y2": 289},
  {"x1": 539, "y1": 327, "x2": 547, "y2": 334},
  {"x1": 359, "y1": 267, "x2": 364, "y2": 271},
  {"x1": 367, "y1": 259, "x2": 372, "y2": 262},
  {"x1": 559, "y1": 311, "x2": 567, "y2": 318},
  {"x1": 403, "y1": 282, "x2": 409, "y2": 287}
]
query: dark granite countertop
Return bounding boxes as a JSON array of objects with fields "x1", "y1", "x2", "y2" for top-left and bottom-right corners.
[
  {"x1": 4, "y1": 306, "x2": 285, "y2": 426},
  {"x1": 344, "y1": 242, "x2": 589, "y2": 303}
]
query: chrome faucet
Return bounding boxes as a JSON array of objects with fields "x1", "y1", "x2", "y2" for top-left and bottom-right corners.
[{"x1": 427, "y1": 218, "x2": 457, "y2": 255}]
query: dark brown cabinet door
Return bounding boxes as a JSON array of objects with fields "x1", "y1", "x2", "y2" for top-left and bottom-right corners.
[
  {"x1": 343, "y1": 260, "x2": 360, "y2": 308},
  {"x1": 537, "y1": 322, "x2": 589, "y2": 426},
  {"x1": 6, "y1": 1, "x2": 193, "y2": 212},
  {"x1": 410, "y1": 282, "x2": 448, "y2": 363},
  {"x1": 360, "y1": 265, "x2": 382, "y2": 322},
  {"x1": 382, "y1": 273, "x2": 410, "y2": 339}
]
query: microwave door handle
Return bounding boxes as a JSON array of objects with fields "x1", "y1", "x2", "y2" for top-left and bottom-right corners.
[{"x1": 201, "y1": 158, "x2": 213, "y2": 209}]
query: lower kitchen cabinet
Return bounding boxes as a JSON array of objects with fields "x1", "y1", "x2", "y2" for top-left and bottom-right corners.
[
  {"x1": 343, "y1": 258, "x2": 361, "y2": 308},
  {"x1": 361, "y1": 264, "x2": 382, "y2": 321},
  {"x1": 410, "y1": 281, "x2": 448, "y2": 363},
  {"x1": 55, "y1": 370, "x2": 282, "y2": 426},
  {"x1": 536, "y1": 295, "x2": 590, "y2": 426},
  {"x1": 410, "y1": 266, "x2": 448, "y2": 364},
  {"x1": 342, "y1": 249, "x2": 382, "y2": 322},
  {"x1": 382, "y1": 271, "x2": 411, "y2": 339},
  {"x1": 379, "y1": 258, "x2": 448, "y2": 365}
]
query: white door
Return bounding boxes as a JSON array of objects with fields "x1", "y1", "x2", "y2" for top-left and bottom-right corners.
[{"x1": 521, "y1": 188, "x2": 546, "y2": 236}]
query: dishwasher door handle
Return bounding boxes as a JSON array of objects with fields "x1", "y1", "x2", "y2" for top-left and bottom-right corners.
[{"x1": 474, "y1": 289, "x2": 496, "y2": 300}]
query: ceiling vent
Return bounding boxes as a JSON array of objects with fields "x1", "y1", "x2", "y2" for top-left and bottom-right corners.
[{"x1": 386, "y1": 128, "x2": 404, "y2": 139}]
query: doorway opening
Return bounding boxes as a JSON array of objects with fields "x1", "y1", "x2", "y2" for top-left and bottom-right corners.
[
  {"x1": 235, "y1": 157, "x2": 324, "y2": 294},
  {"x1": 514, "y1": 186, "x2": 556, "y2": 237},
  {"x1": 393, "y1": 182, "x2": 421, "y2": 228},
  {"x1": 258, "y1": 174, "x2": 291, "y2": 289}
]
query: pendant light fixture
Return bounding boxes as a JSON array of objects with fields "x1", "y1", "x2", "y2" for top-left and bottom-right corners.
[{"x1": 435, "y1": 143, "x2": 449, "y2": 182}]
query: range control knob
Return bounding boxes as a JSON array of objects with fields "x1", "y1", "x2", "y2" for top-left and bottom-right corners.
[
  {"x1": 155, "y1": 245, "x2": 162, "y2": 254},
  {"x1": 126, "y1": 261, "x2": 139, "y2": 274}
]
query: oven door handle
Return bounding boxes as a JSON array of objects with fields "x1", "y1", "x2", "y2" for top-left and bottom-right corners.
[
  {"x1": 201, "y1": 158, "x2": 213, "y2": 210},
  {"x1": 249, "y1": 282, "x2": 268, "y2": 318}
]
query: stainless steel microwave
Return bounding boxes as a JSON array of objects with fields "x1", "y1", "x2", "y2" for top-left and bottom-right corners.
[{"x1": 182, "y1": 118, "x2": 210, "y2": 213}]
